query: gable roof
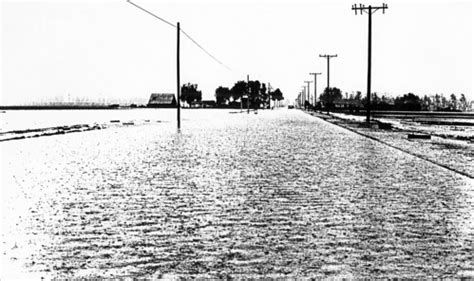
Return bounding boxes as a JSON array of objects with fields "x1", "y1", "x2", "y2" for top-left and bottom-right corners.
[{"x1": 148, "y1": 93, "x2": 176, "y2": 105}]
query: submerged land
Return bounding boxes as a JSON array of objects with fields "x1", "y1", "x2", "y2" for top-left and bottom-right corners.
[{"x1": 1, "y1": 108, "x2": 473, "y2": 278}]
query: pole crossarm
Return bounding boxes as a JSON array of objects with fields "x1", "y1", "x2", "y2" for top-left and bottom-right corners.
[
  {"x1": 352, "y1": 3, "x2": 388, "y2": 15},
  {"x1": 319, "y1": 54, "x2": 338, "y2": 58}
]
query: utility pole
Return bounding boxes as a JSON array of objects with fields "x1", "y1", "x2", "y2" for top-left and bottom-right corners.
[
  {"x1": 177, "y1": 22, "x2": 181, "y2": 130},
  {"x1": 352, "y1": 3, "x2": 388, "y2": 123},
  {"x1": 319, "y1": 54, "x2": 337, "y2": 90},
  {"x1": 127, "y1": 0, "x2": 182, "y2": 130},
  {"x1": 304, "y1": 81, "x2": 313, "y2": 109},
  {"x1": 247, "y1": 75, "x2": 250, "y2": 114},
  {"x1": 240, "y1": 94, "x2": 243, "y2": 112},
  {"x1": 309, "y1": 72, "x2": 322, "y2": 110},
  {"x1": 300, "y1": 86, "x2": 305, "y2": 106},
  {"x1": 302, "y1": 86, "x2": 307, "y2": 109},
  {"x1": 268, "y1": 83, "x2": 272, "y2": 109}
]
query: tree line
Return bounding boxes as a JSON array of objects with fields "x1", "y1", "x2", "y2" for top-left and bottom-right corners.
[
  {"x1": 215, "y1": 80, "x2": 283, "y2": 109},
  {"x1": 315, "y1": 88, "x2": 471, "y2": 112},
  {"x1": 179, "y1": 81, "x2": 284, "y2": 108}
]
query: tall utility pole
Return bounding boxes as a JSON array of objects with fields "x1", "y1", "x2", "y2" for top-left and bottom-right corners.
[
  {"x1": 127, "y1": 0, "x2": 182, "y2": 129},
  {"x1": 247, "y1": 75, "x2": 250, "y2": 114},
  {"x1": 319, "y1": 54, "x2": 337, "y2": 90},
  {"x1": 302, "y1": 86, "x2": 307, "y2": 109},
  {"x1": 304, "y1": 81, "x2": 313, "y2": 108},
  {"x1": 309, "y1": 72, "x2": 322, "y2": 109},
  {"x1": 176, "y1": 22, "x2": 181, "y2": 129},
  {"x1": 267, "y1": 83, "x2": 272, "y2": 109},
  {"x1": 352, "y1": 3, "x2": 388, "y2": 123},
  {"x1": 301, "y1": 86, "x2": 306, "y2": 106}
]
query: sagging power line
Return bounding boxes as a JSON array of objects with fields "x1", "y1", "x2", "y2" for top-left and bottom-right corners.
[
  {"x1": 128, "y1": 0, "x2": 234, "y2": 129},
  {"x1": 127, "y1": 0, "x2": 231, "y2": 70}
]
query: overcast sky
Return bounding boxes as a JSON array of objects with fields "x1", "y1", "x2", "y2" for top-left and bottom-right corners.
[{"x1": 1, "y1": 0, "x2": 472, "y2": 105}]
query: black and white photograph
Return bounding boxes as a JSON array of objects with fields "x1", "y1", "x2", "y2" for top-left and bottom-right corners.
[{"x1": 1, "y1": 0, "x2": 473, "y2": 278}]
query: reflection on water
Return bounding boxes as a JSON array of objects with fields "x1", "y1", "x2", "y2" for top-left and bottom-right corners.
[{"x1": 1, "y1": 109, "x2": 473, "y2": 278}]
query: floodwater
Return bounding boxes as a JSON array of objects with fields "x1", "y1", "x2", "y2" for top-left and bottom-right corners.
[{"x1": 1, "y1": 109, "x2": 473, "y2": 278}]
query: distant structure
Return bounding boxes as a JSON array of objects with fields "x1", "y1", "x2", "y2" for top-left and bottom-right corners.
[
  {"x1": 189, "y1": 100, "x2": 216, "y2": 108},
  {"x1": 201, "y1": 100, "x2": 216, "y2": 108},
  {"x1": 148, "y1": 93, "x2": 177, "y2": 108},
  {"x1": 333, "y1": 99, "x2": 364, "y2": 112}
]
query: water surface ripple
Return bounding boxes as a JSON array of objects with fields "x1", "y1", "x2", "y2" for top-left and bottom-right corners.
[{"x1": 1, "y1": 109, "x2": 473, "y2": 278}]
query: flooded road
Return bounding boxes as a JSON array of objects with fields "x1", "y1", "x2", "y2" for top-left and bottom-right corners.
[{"x1": 1, "y1": 109, "x2": 473, "y2": 278}]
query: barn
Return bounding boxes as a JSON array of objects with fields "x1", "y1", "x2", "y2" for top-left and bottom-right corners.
[{"x1": 147, "y1": 93, "x2": 177, "y2": 108}]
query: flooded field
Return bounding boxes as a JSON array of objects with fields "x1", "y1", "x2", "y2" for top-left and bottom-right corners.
[
  {"x1": 1, "y1": 109, "x2": 473, "y2": 278},
  {"x1": 326, "y1": 112, "x2": 474, "y2": 177}
]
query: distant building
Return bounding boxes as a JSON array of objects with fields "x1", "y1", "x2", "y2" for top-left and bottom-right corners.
[
  {"x1": 189, "y1": 100, "x2": 216, "y2": 108},
  {"x1": 202, "y1": 100, "x2": 216, "y2": 108},
  {"x1": 148, "y1": 93, "x2": 177, "y2": 108},
  {"x1": 333, "y1": 99, "x2": 363, "y2": 109}
]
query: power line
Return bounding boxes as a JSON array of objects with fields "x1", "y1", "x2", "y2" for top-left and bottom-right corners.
[
  {"x1": 127, "y1": 0, "x2": 176, "y2": 28},
  {"x1": 127, "y1": 0, "x2": 231, "y2": 71},
  {"x1": 180, "y1": 30, "x2": 231, "y2": 70}
]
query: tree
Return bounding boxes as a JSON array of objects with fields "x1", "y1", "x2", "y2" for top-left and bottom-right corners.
[
  {"x1": 354, "y1": 91, "x2": 362, "y2": 101},
  {"x1": 394, "y1": 93, "x2": 421, "y2": 111},
  {"x1": 271, "y1": 88, "x2": 284, "y2": 108},
  {"x1": 441, "y1": 95, "x2": 448, "y2": 110},
  {"x1": 450, "y1": 93, "x2": 457, "y2": 111},
  {"x1": 181, "y1": 83, "x2": 202, "y2": 106},
  {"x1": 459, "y1": 94, "x2": 468, "y2": 111},
  {"x1": 273, "y1": 88, "x2": 284, "y2": 100},
  {"x1": 231, "y1": 81, "x2": 247, "y2": 102},
  {"x1": 215, "y1": 86, "x2": 231, "y2": 105},
  {"x1": 248, "y1": 80, "x2": 261, "y2": 108},
  {"x1": 434, "y1": 94, "x2": 441, "y2": 110},
  {"x1": 260, "y1": 83, "x2": 268, "y2": 108},
  {"x1": 421, "y1": 95, "x2": 431, "y2": 111},
  {"x1": 320, "y1": 87, "x2": 342, "y2": 112},
  {"x1": 371, "y1": 92, "x2": 380, "y2": 109}
]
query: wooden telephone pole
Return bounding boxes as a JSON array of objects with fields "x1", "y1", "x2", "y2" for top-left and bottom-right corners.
[
  {"x1": 319, "y1": 54, "x2": 337, "y2": 90},
  {"x1": 127, "y1": 0, "x2": 182, "y2": 129},
  {"x1": 267, "y1": 83, "x2": 272, "y2": 109},
  {"x1": 352, "y1": 3, "x2": 388, "y2": 123},
  {"x1": 247, "y1": 75, "x2": 250, "y2": 114},
  {"x1": 302, "y1": 86, "x2": 307, "y2": 108},
  {"x1": 176, "y1": 22, "x2": 181, "y2": 129},
  {"x1": 309, "y1": 72, "x2": 322, "y2": 108},
  {"x1": 304, "y1": 81, "x2": 313, "y2": 108}
]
